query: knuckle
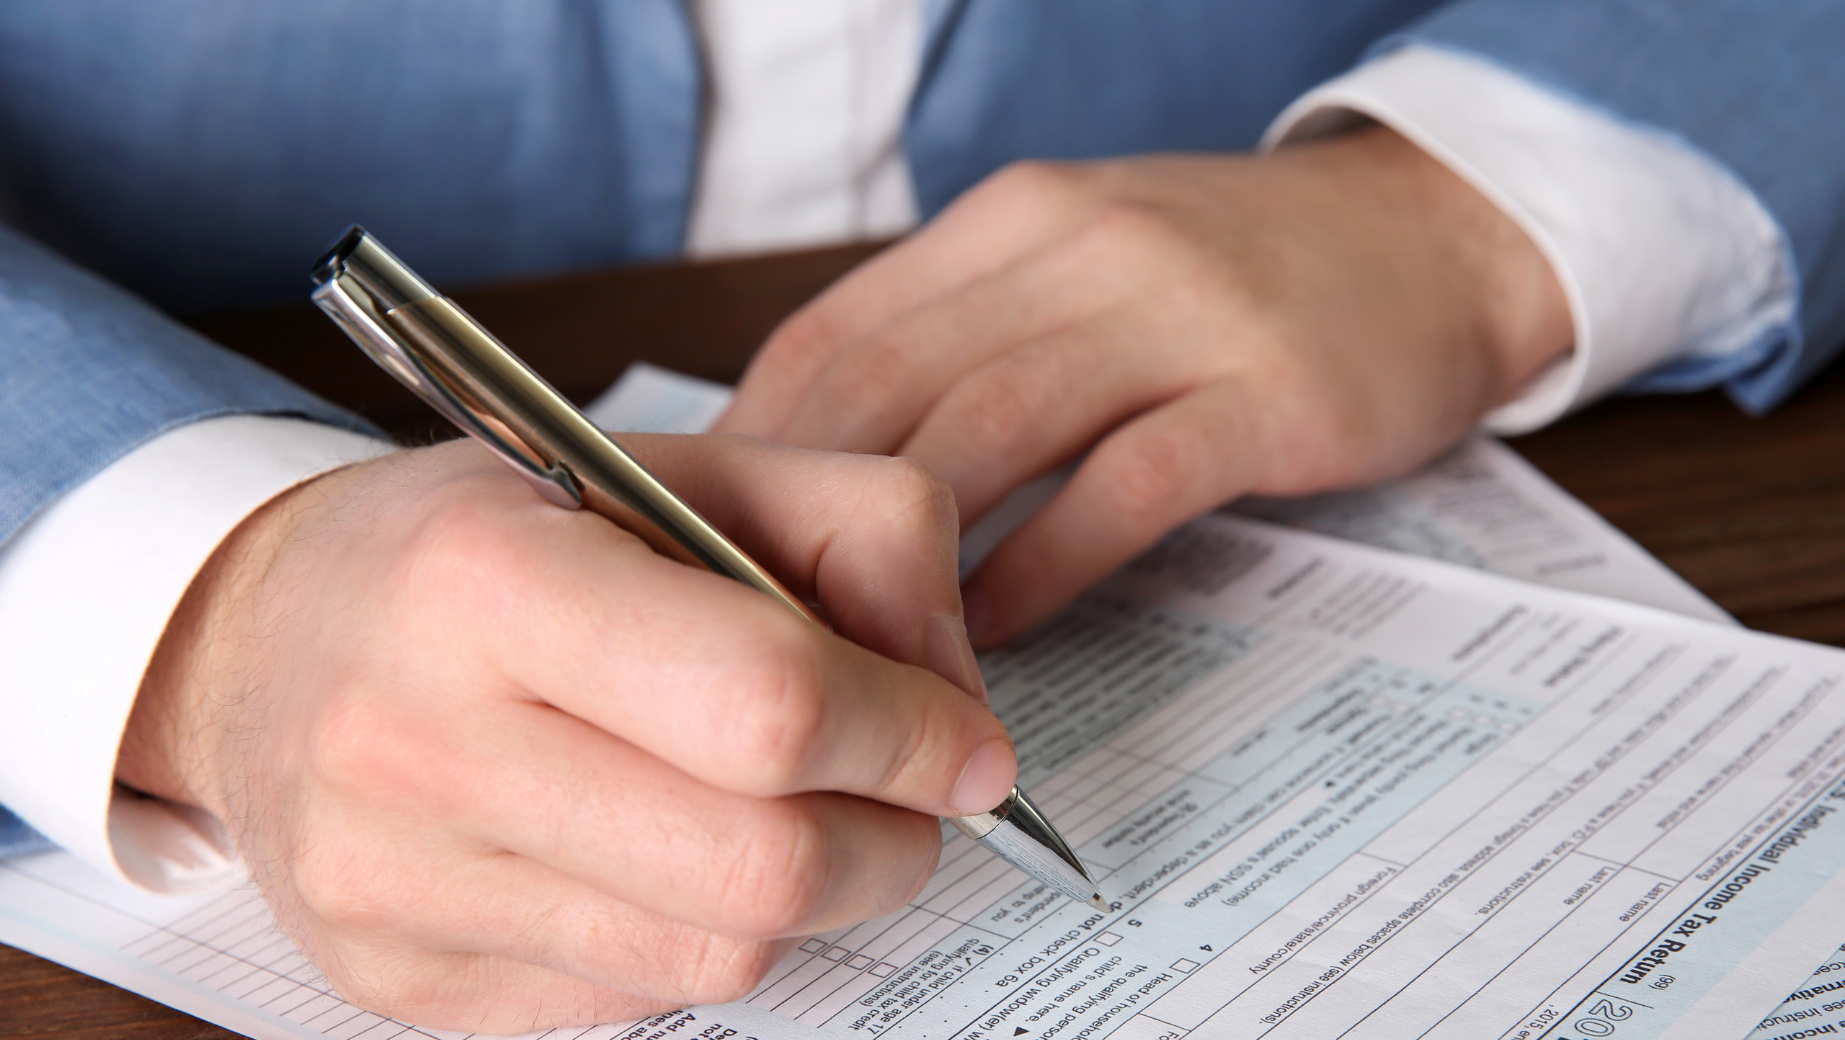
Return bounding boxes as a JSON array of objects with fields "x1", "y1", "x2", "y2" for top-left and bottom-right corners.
[
  {"x1": 714, "y1": 801, "x2": 831, "y2": 938},
  {"x1": 394, "y1": 489, "x2": 538, "y2": 604},
  {"x1": 1217, "y1": 357, "x2": 1367, "y2": 488},
  {"x1": 859, "y1": 711, "x2": 937, "y2": 806},
  {"x1": 291, "y1": 849, "x2": 401, "y2": 937},
  {"x1": 406, "y1": 484, "x2": 507, "y2": 557},
  {"x1": 1080, "y1": 200, "x2": 1189, "y2": 265},
  {"x1": 942, "y1": 366, "x2": 1045, "y2": 454},
  {"x1": 308, "y1": 695, "x2": 453, "y2": 809},
  {"x1": 682, "y1": 936, "x2": 784, "y2": 1005},
  {"x1": 871, "y1": 455, "x2": 958, "y2": 535},
  {"x1": 980, "y1": 159, "x2": 1086, "y2": 211},
  {"x1": 308, "y1": 696, "x2": 406, "y2": 794},
  {"x1": 718, "y1": 627, "x2": 829, "y2": 794},
  {"x1": 763, "y1": 305, "x2": 849, "y2": 374},
  {"x1": 319, "y1": 949, "x2": 470, "y2": 1027},
  {"x1": 1101, "y1": 425, "x2": 1208, "y2": 522},
  {"x1": 815, "y1": 336, "x2": 917, "y2": 411},
  {"x1": 305, "y1": 943, "x2": 389, "y2": 1009}
]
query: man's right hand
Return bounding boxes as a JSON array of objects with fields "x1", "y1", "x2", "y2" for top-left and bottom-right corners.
[{"x1": 114, "y1": 434, "x2": 1016, "y2": 1031}]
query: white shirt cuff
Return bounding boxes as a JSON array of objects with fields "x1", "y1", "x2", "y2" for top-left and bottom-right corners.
[
  {"x1": 1263, "y1": 45, "x2": 1797, "y2": 434},
  {"x1": 0, "y1": 416, "x2": 393, "y2": 892}
]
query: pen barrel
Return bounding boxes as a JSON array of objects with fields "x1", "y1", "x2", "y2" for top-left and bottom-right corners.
[
  {"x1": 952, "y1": 787, "x2": 1102, "y2": 906},
  {"x1": 382, "y1": 296, "x2": 823, "y2": 626}
]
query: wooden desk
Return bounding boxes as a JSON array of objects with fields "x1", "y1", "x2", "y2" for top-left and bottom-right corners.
[{"x1": 7, "y1": 243, "x2": 1845, "y2": 1038}]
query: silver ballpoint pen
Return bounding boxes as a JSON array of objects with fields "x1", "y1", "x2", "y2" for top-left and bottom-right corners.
[{"x1": 310, "y1": 226, "x2": 1108, "y2": 912}]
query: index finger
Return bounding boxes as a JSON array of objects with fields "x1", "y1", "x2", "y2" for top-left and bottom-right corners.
[
  {"x1": 963, "y1": 381, "x2": 1265, "y2": 645},
  {"x1": 491, "y1": 537, "x2": 1019, "y2": 819},
  {"x1": 719, "y1": 162, "x2": 1101, "y2": 439},
  {"x1": 621, "y1": 433, "x2": 981, "y2": 696}
]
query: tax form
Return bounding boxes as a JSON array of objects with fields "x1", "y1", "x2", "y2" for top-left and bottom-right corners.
[{"x1": 6, "y1": 365, "x2": 1841, "y2": 1040}]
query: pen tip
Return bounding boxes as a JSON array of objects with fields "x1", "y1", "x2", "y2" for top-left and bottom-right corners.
[{"x1": 1089, "y1": 894, "x2": 1110, "y2": 911}]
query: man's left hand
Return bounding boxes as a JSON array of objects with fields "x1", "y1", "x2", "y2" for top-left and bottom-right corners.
[{"x1": 719, "y1": 127, "x2": 1572, "y2": 644}]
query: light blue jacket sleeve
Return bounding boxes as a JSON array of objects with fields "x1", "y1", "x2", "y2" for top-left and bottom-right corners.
[
  {"x1": 0, "y1": 226, "x2": 371, "y2": 544},
  {"x1": 1394, "y1": 0, "x2": 1845, "y2": 412},
  {"x1": 0, "y1": 0, "x2": 708, "y2": 860},
  {"x1": 0, "y1": 228, "x2": 374, "y2": 858}
]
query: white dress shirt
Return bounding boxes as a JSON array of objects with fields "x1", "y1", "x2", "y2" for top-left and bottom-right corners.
[
  {"x1": 0, "y1": 2, "x2": 1794, "y2": 890},
  {"x1": 686, "y1": 0, "x2": 922, "y2": 257}
]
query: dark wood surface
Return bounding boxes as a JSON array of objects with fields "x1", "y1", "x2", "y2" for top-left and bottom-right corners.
[
  {"x1": 7, "y1": 241, "x2": 1845, "y2": 1036},
  {"x1": 185, "y1": 240, "x2": 888, "y2": 447},
  {"x1": 1513, "y1": 370, "x2": 1845, "y2": 644}
]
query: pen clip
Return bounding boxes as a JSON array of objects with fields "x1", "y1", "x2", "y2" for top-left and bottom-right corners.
[
  {"x1": 313, "y1": 224, "x2": 826, "y2": 626},
  {"x1": 312, "y1": 268, "x2": 584, "y2": 510}
]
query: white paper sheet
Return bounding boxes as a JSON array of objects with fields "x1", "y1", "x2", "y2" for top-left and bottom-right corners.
[{"x1": 14, "y1": 364, "x2": 1833, "y2": 1040}]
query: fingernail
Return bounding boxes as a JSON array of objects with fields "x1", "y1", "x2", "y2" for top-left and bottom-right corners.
[
  {"x1": 951, "y1": 739, "x2": 1018, "y2": 816},
  {"x1": 963, "y1": 587, "x2": 994, "y2": 647},
  {"x1": 925, "y1": 615, "x2": 989, "y2": 704}
]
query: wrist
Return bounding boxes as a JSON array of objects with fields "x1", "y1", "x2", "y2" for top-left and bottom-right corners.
[
  {"x1": 1297, "y1": 125, "x2": 1573, "y2": 403},
  {"x1": 116, "y1": 463, "x2": 336, "y2": 818}
]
